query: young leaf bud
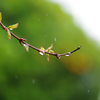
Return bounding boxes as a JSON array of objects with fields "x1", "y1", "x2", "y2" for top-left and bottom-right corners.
[
  {"x1": 0, "y1": 12, "x2": 2, "y2": 23},
  {"x1": 8, "y1": 23, "x2": 18, "y2": 30},
  {"x1": 39, "y1": 52, "x2": 44, "y2": 56}
]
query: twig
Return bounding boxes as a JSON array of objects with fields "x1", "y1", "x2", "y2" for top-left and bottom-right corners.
[{"x1": 0, "y1": 13, "x2": 82, "y2": 61}]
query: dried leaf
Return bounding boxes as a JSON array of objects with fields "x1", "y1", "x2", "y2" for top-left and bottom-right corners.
[{"x1": 8, "y1": 23, "x2": 18, "y2": 30}]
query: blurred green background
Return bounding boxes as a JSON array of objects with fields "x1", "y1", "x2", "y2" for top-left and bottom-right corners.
[{"x1": 0, "y1": 0, "x2": 100, "y2": 100}]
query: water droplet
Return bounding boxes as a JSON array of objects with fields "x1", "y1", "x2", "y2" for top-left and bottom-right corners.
[
  {"x1": 23, "y1": 44, "x2": 26, "y2": 46},
  {"x1": 64, "y1": 25, "x2": 66, "y2": 27},
  {"x1": 38, "y1": 19, "x2": 40, "y2": 21},
  {"x1": 88, "y1": 90, "x2": 89, "y2": 92},
  {"x1": 32, "y1": 79, "x2": 35, "y2": 84},
  {"x1": 10, "y1": 28, "x2": 13, "y2": 30},
  {"x1": 65, "y1": 54, "x2": 69, "y2": 56},
  {"x1": 46, "y1": 14, "x2": 48, "y2": 16},
  {"x1": 54, "y1": 38, "x2": 56, "y2": 41},
  {"x1": 39, "y1": 52, "x2": 44, "y2": 56},
  {"x1": 65, "y1": 52, "x2": 71, "y2": 56}
]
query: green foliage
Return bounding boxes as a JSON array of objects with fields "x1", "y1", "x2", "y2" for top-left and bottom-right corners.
[{"x1": 0, "y1": 0, "x2": 100, "y2": 100}]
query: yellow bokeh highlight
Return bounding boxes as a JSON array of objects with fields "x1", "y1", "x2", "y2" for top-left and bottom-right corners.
[{"x1": 62, "y1": 53, "x2": 93, "y2": 75}]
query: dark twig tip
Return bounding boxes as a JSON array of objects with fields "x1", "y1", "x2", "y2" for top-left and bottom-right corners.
[
  {"x1": 78, "y1": 45, "x2": 82, "y2": 49},
  {"x1": 70, "y1": 45, "x2": 82, "y2": 54}
]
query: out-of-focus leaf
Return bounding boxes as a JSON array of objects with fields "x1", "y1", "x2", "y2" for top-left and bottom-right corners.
[
  {"x1": 65, "y1": 52, "x2": 71, "y2": 56},
  {"x1": 39, "y1": 52, "x2": 44, "y2": 56}
]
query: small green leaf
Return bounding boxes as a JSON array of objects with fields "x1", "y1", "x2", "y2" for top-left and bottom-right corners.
[
  {"x1": 0, "y1": 12, "x2": 2, "y2": 23},
  {"x1": 8, "y1": 23, "x2": 18, "y2": 30},
  {"x1": 49, "y1": 50, "x2": 54, "y2": 53},
  {"x1": 7, "y1": 29, "x2": 11, "y2": 40},
  {"x1": 47, "y1": 44, "x2": 53, "y2": 51}
]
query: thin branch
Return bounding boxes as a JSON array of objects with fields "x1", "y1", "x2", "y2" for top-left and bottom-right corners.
[{"x1": 0, "y1": 18, "x2": 82, "y2": 60}]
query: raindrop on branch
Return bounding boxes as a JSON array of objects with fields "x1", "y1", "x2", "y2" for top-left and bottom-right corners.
[{"x1": 65, "y1": 52, "x2": 71, "y2": 56}]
